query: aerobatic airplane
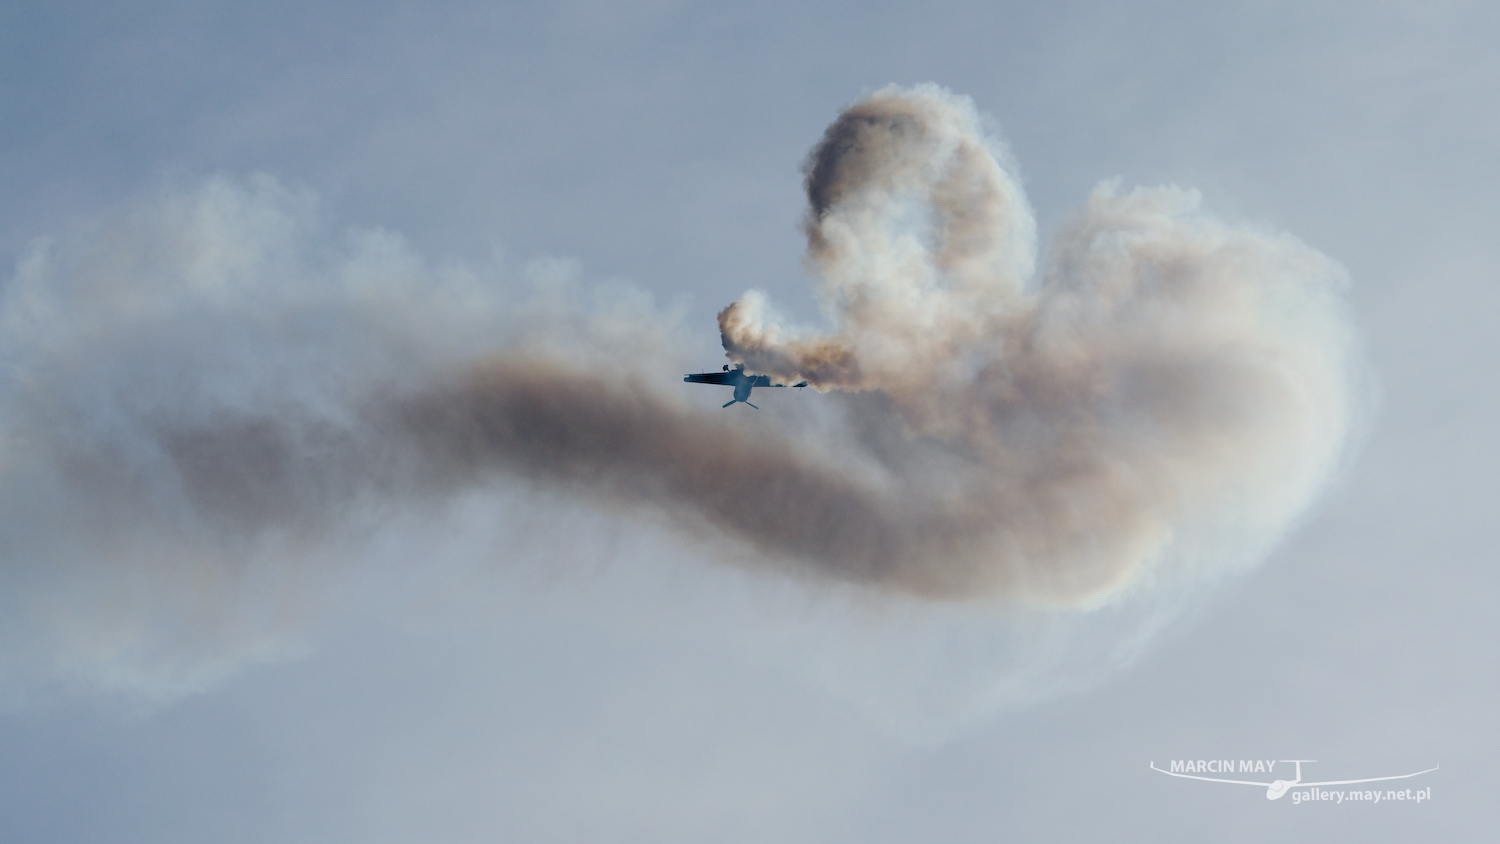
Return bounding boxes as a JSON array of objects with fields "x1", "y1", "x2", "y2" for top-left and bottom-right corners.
[{"x1": 683, "y1": 363, "x2": 807, "y2": 408}]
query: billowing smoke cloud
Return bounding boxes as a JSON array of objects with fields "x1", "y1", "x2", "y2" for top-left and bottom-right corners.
[
  {"x1": 720, "y1": 85, "x2": 1360, "y2": 602},
  {"x1": 0, "y1": 85, "x2": 1363, "y2": 701}
]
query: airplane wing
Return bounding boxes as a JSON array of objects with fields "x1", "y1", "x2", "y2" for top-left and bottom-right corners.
[
  {"x1": 1148, "y1": 764, "x2": 1270, "y2": 787},
  {"x1": 683, "y1": 370, "x2": 809, "y2": 388},
  {"x1": 684, "y1": 371, "x2": 734, "y2": 385},
  {"x1": 1299, "y1": 766, "x2": 1438, "y2": 787}
]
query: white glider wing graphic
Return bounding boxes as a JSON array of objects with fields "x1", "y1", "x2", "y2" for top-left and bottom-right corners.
[
  {"x1": 1298, "y1": 766, "x2": 1439, "y2": 787},
  {"x1": 1150, "y1": 761, "x2": 1438, "y2": 800}
]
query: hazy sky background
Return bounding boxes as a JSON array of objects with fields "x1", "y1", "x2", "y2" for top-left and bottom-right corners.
[{"x1": 1, "y1": 1, "x2": 1496, "y2": 840}]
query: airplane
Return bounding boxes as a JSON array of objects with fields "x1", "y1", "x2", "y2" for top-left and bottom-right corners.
[
  {"x1": 683, "y1": 363, "x2": 807, "y2": 409},
  {"x1": 1149, "y1": 759, "x2": 1439, "y2": 800}
]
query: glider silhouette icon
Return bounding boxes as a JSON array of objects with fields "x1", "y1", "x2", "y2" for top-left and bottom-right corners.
[{"x1": 1149, "y1": 760, "x2": 1438, "y2": 800}]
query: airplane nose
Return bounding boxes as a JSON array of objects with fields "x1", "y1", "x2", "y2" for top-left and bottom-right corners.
[{"x1": 1266, "y1": 780, "x2": 1290, "y2": 800}]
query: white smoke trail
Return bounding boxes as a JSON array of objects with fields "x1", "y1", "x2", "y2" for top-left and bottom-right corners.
[
  {"x1": 0, "y1": 86, "x2": 1365, "y2": 707},
  {"x1": 0, "y1": 174, "x2": 697, "y2": 701}
]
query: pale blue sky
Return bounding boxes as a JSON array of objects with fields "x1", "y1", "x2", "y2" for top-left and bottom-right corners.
[{"x1": 1, "y1": 1, "x2": 1495, "y2": 840}]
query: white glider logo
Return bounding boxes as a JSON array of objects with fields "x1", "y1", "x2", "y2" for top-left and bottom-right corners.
[{"x1": 1149, "y1": 759, "x2": 1438, "y2": 800}]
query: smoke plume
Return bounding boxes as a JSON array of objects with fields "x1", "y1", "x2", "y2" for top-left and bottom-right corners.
[
  {"x1": 0, "y1": 86, "x2": 1362, "y2": 699},
  {"x1": 716, "y1": 85, "x2": 1359, "y2": 602}
]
